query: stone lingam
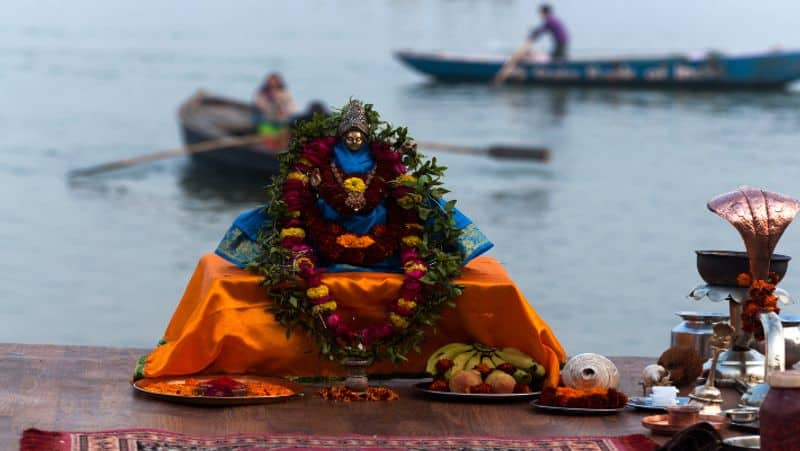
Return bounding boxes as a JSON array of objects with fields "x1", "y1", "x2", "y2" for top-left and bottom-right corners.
[{"x1": 705, "y1": 186, "x2": 799, "y2": 407}]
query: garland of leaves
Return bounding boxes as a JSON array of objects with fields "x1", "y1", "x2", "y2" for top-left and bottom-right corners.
[{"x1": 249, "y1": 103, "x2": 464, "y2": 363}]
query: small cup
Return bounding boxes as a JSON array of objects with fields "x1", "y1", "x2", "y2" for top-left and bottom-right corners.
[{"x1": 666, "y1": 404, "x2": 701, "y2": 428}]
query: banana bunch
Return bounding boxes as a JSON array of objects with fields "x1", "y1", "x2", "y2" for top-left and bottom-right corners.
[{"x1": 425, "y1": 342, "x2": 547, "y2": 389}]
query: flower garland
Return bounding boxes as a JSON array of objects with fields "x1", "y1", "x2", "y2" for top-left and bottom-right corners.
[
  {"x1": 737, "y1": 271, "x2": 781, "y2": 340},
  {"x1": 251, "y1": 103, "x2": 464, "y2": 362}
]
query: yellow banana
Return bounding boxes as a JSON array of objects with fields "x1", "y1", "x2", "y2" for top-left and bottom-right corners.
[
  {"x1": 425, "y1": 342, "x2": 474, "y2": 375},
  {"x1": 465, "y1": 353, "x2": 482, "y2": 371},
  {"x1": 495, "y1": 347, "x2": 536, "y2": 370},
  {"x1": 445, "y1": 350, "x2": 478, "y2": 380}
]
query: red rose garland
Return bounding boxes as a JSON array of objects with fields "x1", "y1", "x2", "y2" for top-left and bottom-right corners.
[{"x1": 278, "y1": 137, "x2": 430, "y2": 345}]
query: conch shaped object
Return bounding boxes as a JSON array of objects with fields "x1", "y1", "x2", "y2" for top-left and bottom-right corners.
[
  {"x1": 707, "y1": 186, "x2": 799, "y2": 280},
  {"x1": 561, "y1": 353, "x2": 620, "y2": 390},
  {"x1": 642, "y1": 364, "x2": 671, "y2": 387}
]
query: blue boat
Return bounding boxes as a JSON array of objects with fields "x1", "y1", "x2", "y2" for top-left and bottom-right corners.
[{"x1": 395, "y1": 49, "x2": 800, "y2": 89}]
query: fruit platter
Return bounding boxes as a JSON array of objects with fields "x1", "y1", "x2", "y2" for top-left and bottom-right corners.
[{"x1": 416, "y1": 342, "x2": 546, "y2": 401}]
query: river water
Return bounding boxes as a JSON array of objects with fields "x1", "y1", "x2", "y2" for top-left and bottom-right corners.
[{"x1": 4, "y1": 0, "x2": 800, "y2": 356}]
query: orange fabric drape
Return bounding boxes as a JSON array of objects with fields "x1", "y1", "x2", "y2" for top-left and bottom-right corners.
[{"x1": 142, "y1": 254, "x2": 566, "y2": 386}]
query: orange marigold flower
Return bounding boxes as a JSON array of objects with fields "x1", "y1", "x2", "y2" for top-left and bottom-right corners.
[
  {"x1": 744, "y1": 301, "x2": 760, "y2": 316},
  {"x1": 737, "y1": 273, "x2": 752, "y2": 287},
  {"x1": 336, "y1": 233, "x2": 376, "y2": 249}
]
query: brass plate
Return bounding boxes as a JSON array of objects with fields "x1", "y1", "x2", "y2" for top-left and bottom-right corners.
[
  {"x1": 132, "y1": 375, "x2": 304, "y2": 406},
  {"x1": 530, "y1": 400, "x2": 627, "y2": 415}
]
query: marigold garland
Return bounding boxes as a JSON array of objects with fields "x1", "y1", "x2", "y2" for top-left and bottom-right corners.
[
  {"x1": 251, "y1": 102, "x2": 464, "y2": 363},
  {"x1": 737, "y1": 271, "x2": 781, "y2": 340}
]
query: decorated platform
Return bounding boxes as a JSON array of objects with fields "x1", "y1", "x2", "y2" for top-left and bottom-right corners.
[{"x1": 135, "y1": 253, "x2": 565, "y2": 386}]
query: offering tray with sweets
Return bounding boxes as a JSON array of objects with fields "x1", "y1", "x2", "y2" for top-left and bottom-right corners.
[{"x1": 132, "y1": 374, "x2": 303, "y2": 406}]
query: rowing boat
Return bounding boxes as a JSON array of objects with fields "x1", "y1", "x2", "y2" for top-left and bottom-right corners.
[
  {"x1": 178, "y1": 92, "x2": 282, "y2": 174},
  {"x1": 395, "y1": 49, "x2": 800, "y2": 89}
]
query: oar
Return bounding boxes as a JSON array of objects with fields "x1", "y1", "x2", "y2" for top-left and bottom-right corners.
[
  {"x1": 68, "y1": 134, "x2": 267, "y2": 177},
  {"x1": 493, "y1": 38, "x2": 533, "y2": 85},
  {"x1": 68, "y1": 135, "x2": 549, "y2": 178},
  {"x1": 417, "y1": 141, "x2": 549, "y2": 162}
]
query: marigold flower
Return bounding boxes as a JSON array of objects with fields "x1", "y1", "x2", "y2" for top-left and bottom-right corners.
[
  {"x1": 312, "y1": 300, "x2": 337, "y2": 314},
  {"x1": 397, "y1": 298, "x2": 417, "y2": 310},
  {"x1": 280, "y1": 227, "x2": 306, "y2": 240},
  {"x1": 401, "y1": 235, "x2": 422, "y2": 247},
  {"x1": 342, "y1": 177, "x2": 367, "y2": 193},
  {"x1": 287, "y1": 172, "x2": 309, "y2": 183},
  {"x1": 389, "y1": 313, "x2": 409, "y2": 329},
  {"x1": 293, "y1": 256, "x2": 314, "y2": 272},
  {"x1": 306, "y1": 284, "x2": 330, "y2": 299},
  {"x1": 404, "y1": 262, "x2": 427, "y2": 273},
  {"x1": 737, "y1": 273, "x2": 752, "y2": 287},
  {"x1": 395, "y1": 174, "x2": 417, "y2": 185},
  {"x1": 397, "y1": 193, "x2": 423, "y2": 209},
  {"x1": 336, "y1": 233, "x2": 376, "y2": 249}
]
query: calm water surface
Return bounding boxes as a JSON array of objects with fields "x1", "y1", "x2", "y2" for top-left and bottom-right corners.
[{"x1": 4, "y1": 1, "x2": 800, "y2": 356}]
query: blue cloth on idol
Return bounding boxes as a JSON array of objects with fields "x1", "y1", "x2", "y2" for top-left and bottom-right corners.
[{"x1": 215, "y1": 141, "x2": 494, "y2": 270}]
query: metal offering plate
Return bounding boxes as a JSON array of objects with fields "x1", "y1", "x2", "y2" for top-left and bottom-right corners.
[
  {"x1": 413, "y1": 381, "x2": 540, "y2": 402},
  {"x1": 627, "y1": 396, "x2": 691, "y2": 411},
  {"x1": 641, "y1": 413, "x2": 725, "y2": 435},
  {"x1": 133, "y1": 375, "x2": 304, "y2": 406},
  {"x1": 728, "y1": 419, "x2": 759, "y2": 433},
  {"x1": 530, "y1": 400, "x2": 627, "y2": 415}
]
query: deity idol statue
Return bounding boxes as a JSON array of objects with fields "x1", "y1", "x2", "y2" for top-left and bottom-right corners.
[{"x1": 215, "y1": 99, "x2": 493, "y2": 360}]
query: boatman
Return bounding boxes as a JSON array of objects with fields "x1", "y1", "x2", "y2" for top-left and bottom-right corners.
[{"x1": 530, "y1": 4, "x2": 569, "y2": 61}]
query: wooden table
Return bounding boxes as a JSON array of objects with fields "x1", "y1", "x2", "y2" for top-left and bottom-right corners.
[{"x1": 0, "y1": 343, "x2": 753, "y2": 449}]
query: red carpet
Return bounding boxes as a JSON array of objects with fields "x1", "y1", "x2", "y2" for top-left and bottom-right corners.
[{"x1": 21, "y1": 428, "x2": 657, "y2": 450}]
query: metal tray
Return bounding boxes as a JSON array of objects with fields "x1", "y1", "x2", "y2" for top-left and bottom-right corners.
[
  {"x1": 530, "y1": 400, "x2": 627, "y2": 415},
  {"x1": 133, "y1": 375, "x2": 304, "y2": 406},
  {"x1": 413, "y1": 381, "x2": 540, "y2": 402},
  {"x1": 627, "y1": 396, "x2": 691, "y2": 411}
]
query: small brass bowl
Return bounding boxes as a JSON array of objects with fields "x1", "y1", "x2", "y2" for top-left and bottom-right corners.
[{"x1": 725, "y1": 408, "x2": 759, "y2": 423}]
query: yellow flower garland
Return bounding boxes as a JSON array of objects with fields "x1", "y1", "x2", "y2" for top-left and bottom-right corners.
[
  {"x1": 306, "y1": 285, "x2": 329, "y2": 299},
  {"x1": 280, "y1": 227, "x2": 306, "y2": 239}
]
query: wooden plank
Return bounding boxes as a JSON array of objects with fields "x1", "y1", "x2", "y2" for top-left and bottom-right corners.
[{"x1": 0, "y1": 343, "x2": 748, "y2": 449}]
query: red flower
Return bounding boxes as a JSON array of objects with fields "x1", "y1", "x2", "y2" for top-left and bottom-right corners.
[
  {"x1": 325, "y1": 313, "x2": 341, "y2": 328},
  {"x1": 302, "y1": 137, "x2": 336, "y2": 166}
]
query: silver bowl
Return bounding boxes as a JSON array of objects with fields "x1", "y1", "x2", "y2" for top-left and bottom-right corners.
[{"x1": 724, "y1": 408, "x2": 759, "y2": 423}]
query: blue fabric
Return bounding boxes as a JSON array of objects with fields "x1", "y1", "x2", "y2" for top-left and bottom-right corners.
[{"x1": 333, "y1": 141, "x2": 374, "y2": 173}]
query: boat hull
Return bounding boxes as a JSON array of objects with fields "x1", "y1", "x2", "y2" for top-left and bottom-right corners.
[
  {"x1": 178, "y1": 93, "x2": 281, "y2": 176},
  {"x1": 395, "y1": 50, "x2": 800, "y2": 89}
]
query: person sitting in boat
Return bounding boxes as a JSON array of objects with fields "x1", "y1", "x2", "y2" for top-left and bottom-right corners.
[
  {"x1": 255, "y1": 72, "x2": 296, "y2": 148},
  {"x1": 530, "y1": 4, "x2": 569, "y2": 61}
]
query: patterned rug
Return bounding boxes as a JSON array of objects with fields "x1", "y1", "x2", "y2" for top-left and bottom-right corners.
[{"x1": 21, "y1": 428, "x2": 657, "y2": 451}]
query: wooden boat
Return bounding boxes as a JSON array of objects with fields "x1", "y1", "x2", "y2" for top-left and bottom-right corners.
[
  {"x1": 395, "y1": 49, "x2": 800, "y2": 89},
  {"x1": 179, "y1": 91, "x2": 282, "y2": 175}
]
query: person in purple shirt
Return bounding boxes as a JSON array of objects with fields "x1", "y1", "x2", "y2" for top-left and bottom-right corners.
[{"x1": 530, "y1": 4, "x2": 569, "y2": 61}]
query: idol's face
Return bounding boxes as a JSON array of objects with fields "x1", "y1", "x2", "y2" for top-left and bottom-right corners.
[{"x1": 344, "y1": 130, "x2": 365, "y2": 151}]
